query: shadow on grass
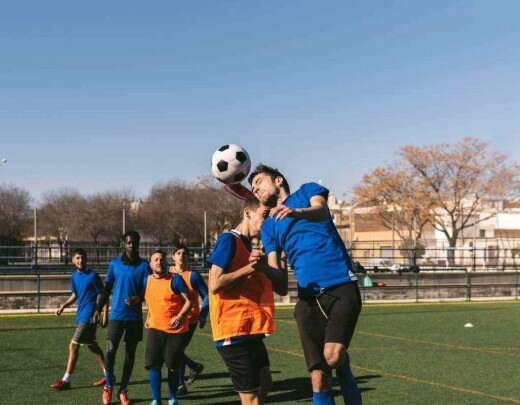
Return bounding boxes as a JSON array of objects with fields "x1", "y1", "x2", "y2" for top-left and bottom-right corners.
[{"x1": 129, "y1": 373, "x2": 379, "y2": 404}]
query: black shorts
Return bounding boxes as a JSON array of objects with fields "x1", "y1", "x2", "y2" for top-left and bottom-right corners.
[
  {"x1": 72, "y1": 323, "x2": 97, "y2": 345},
  {"x1": 107, "y1": 320, "x2": 143, "y2": 345},
  {"x1": 217, "y1": 338, "x2": 270, "y2": 393},
  {"x1": 145, "y1": 328, "x2": 189, "y2": 370},
  {"x1": 294, "y1": 281, "x2": 362, "y2": 371},
  {"x1": 184, "y1": 323, "x2": 197, "y2": 348}
]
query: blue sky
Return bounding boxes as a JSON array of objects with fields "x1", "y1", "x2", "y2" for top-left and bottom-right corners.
[{"x1": 2, "y1": 1, "x2": 520, "y2": 202}]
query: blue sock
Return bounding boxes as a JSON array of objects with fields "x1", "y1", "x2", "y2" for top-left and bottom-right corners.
[
  {"x1": 148, "y1": 368, "x2": 162, "y2": 401},
  {"x1": 177, "y1": 357, "x2": 186, "y2": 386},
  {"x1": 105, "y1": 371, "x2": 114, "y2": 387},
  {"x1": 312, "y1": 390, "x2": 335, "y2": 405},
  {"x1": 167, "y1": 369, "x2": 178, "y2": 401},
  {"x1": 184, "y1": 354, "x2": 198, "y2": 370},
  {"x1": 337, "y1": 353, "x2": 362, "y2": 405}
]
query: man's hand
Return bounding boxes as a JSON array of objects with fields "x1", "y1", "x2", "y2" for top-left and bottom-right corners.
[
  {"x1": 125, "y1": 296, "x2": 142, "y2": 306},
  {"x1": 249, "y1": 248, "x2": 263, "y2": 264},
  {"x1": 91, "y1": 309, "x2": 100, "y2": 324},
  {"x1": 271, "y1": 204, "x2": 295, "y2": 221},
  {"x1": 198, "y1": 318, "x2": 207, "y2": 329},
  {"x1": 170, "y1": 315, "x2": 184, "y2": 329},
  {"x1": 56, "y1": 306, "x2": 64, "y2": 316}
]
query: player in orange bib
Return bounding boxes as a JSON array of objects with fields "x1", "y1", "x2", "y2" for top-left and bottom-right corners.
[
  {"x1": 169, "y1": 245, "x2": 209, "y2": 395},
  {"x1": 144, "y1": 249, "x2": 192, "y2": 405},
  {"x1": 208, "y1": 197, "x2": 288, "y2": 405}
]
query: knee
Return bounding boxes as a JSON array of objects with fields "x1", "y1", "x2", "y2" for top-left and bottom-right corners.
[
  {"x1": 69, "y1": 341, "x2": 79, "y2": 352},
  {"x1": 323, "y1": 345, "x2": 344, "y2": 368}
]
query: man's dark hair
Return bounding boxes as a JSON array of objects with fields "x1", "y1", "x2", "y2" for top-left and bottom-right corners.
[
  {"x1": 248, "y1": 163, "x2": 290, "y2": 194},
  {"x1": 172, "y1": 244, "x2": 190, "y2": 255},
  {"x1": 71, "y1": 248, "x2": 87, "y2": 258},
  {"x1": 122, "y1": 230, "x2": 141, "y2": 242},
  {"x1": 151, "y1": 249, "x2": 167, "y2": 259}
]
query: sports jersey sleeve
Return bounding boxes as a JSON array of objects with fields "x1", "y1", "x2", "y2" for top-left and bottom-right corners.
[
  {"x1": 260, "y1": 219, "x2": 278, "y2": 254},
  {"x1": 171, "y1": 274, "x2": 189, "y2": 295},
  {"x1": 191, "y1": 271, "x2": 209, "y2": 320},
  {"x1": 105, "y1": 260, "x2": 115, "y2": 288},
  {"x1": 301, "y1": 182, "x2": 329, "y2": 201},
  {"x1": 71, "y1": 275, "x2": 77, "y2": 295},
  {"x1": 93, "y1": 273, "x2": 103, "y2": 294},
  {"x1": 208, "y1": 233, "x2": 236, "y2": 272}
]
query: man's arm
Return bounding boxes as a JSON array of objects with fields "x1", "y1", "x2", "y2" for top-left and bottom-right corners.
[
  {"x1": 272, "y1": 195, "x2": 330, "y2": 221},
  {"x1": 170, "y1": 292, "x2": 192, "y2": 328},
  {"x1": 208, "y1": 262, "x2": 256, "y2": 294},
  {"x1": 251, "y1": 251, "x2": 288, "y2": 296},
  {"x1": 56, "y1": 293, "x2": 77, "y2": 316},
  {"x1": 192, "y1": 272, "x2": 209, "y2": 328}
]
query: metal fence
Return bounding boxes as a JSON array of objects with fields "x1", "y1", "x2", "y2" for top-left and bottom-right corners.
[
  {"x1": 350, "y1": 239, "x2": 520, "y2": 271},
  {"x1": 0, "y1": 243, "x2": 208, "y2": 270},
  {"x1": 3, "y1": 239, "x2": 520, "y2": 272}
]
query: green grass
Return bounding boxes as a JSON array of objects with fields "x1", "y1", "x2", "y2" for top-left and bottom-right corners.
[{"x1": 2, "y1": 302, "x2": 520, "y2": 404}]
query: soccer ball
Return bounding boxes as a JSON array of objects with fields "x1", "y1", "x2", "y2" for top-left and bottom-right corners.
[{"x1": 211, "y1": 144, "x2": 251, "y2": 184}]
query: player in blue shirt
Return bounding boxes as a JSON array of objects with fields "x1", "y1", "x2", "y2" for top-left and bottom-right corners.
[
  {"x1": 249, "y1": 164, "x2": 362, "y2": 405},
  {"x1": 49, "y1": 248, "x2": 106, "y2": 390},
  {"x1": 96, "y1": 230, "x2": 149, "y2": 405}
]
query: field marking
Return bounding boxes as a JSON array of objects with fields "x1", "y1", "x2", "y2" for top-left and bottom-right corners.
[
  {"x1": 277, "y1": 319, "x2": 520, "y2": 358},
  {"x1": 264, "y1": 345, "x2": 520, "y2": 404}
]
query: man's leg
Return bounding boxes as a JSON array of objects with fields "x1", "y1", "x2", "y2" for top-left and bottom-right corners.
[
  {"x1": 105, "y1": 321, "x2": 124, "y2": 388},
  {"x1": 294, "y1": 298, "x2": 335, "y2": 405},
  {"x1": 88, "y1": 342, "x2": 106, "y2": 372},
  {"x1": 65, "y1": 341, "x2": 80, "y2": 376},
  {"x1": 119, "y1": 340, "x2": 138, "y2": 392},
  {"x1": 310, "y1": 369, "x2": 335, "y2": 405},
  {"x1": 164, "y1": 332, "x2": 189, "y2": 404},
  {"x1": 323, "y1": 282, "x2": 363, "y2": 405},
  {"x1": 258, "y1": 367, "x2": 272, "y2": 404},
  {"x1": 237, "y1": 391, "x2": 262, "y2": 405}
]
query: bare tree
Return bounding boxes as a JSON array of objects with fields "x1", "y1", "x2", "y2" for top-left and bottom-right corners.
[
  {"x1": 0, "y1": 184, "x2": 32, "y2": 242},
  {"x1": 137, "y1": 178, "x2": 241, "y2": 245},
  {"x1": 39, "y1": 189, "x2": 86, "y2": 242},
  {"x1": 355, "y1": 138, "x2": 520, "y2": 266}
]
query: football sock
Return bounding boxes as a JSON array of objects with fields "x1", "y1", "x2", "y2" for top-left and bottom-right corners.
[
  {"x1": 337, "y1": 353, "x2": 362, "y2": 405},
  {"x1": 148, "y1": 368, "x2": 162, "y2": 401},
  {"x1": 177, "y1": 357, "x2": 186, "y2": 386},
  {"x1": 184, "y1": 354, "x2": 198, "y2": 370},
  {"x1": 62, "y1": 372, "x2": 71, "y2": 382},
  {"x1": 312, "y1": 390, "x2": 335, "y2": 405}
]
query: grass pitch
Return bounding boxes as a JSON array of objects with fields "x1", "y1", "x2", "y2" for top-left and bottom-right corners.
[{"x1": 2, "y1": 302, "x2": 520, "y2": 404}]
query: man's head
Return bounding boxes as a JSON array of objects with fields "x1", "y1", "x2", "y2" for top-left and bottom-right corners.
[
  {"x1": 172, "y1": 245, "x2": 189, "y2": 266},
  {"x1": 242, "y1": 197, "x2": 270, "y2": 238},
  {"x1": 150, "y1": 249, "x2": 167, "y2": 276},
  {"x1": 248, "y1": 164, "x2": 290, "y2": 207},
  {"x1": 122, "y1": 230, "x2": 141, "y2": 259},
  {"x1": 71, "y1": 248, "x2": 87, "y2": 270}
]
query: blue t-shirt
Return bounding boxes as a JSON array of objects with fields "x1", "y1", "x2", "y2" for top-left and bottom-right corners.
[
  {"x1": 189, "y1": 271, "x2": 209, "y2": 320},
  {"x1": 105, "y1": 256, "x2": 150, "y2": 321},
  {"x1": 208, "y1": 231, "x2": 251, "y2": 272},
  {"x1": 71, "y1": 268, "x2": 103, "y2": 325},
  {"x1": 261, "y1": 182, "x2": 357, "y2": 297},
  {"x1": 171, "y1": 273, "x2": 189, "y2": 295}
]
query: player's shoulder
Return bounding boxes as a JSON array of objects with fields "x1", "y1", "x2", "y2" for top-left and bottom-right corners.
[{"x1": 215, "y1": 231, "x2": 237, "y2": 245}]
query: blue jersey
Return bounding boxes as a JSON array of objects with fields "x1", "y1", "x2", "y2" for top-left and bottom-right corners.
[
  {"x1": 105, "y1": 256, "x2": 149, "y2": 321},
  {"x1": 189, "y1": 271, "x2": 209, "y2": 320},
  {"x1": 208, "y1": 231, "x2": 252, "y2": 272},
  {"x1": 261, "y1": 182, "x2": 357, "y2": 297},
  {"x1": 71, "y1": 268, "x2": 103, "y2": 325}
]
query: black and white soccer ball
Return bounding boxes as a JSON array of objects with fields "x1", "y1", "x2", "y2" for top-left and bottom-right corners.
[{"x1": 211, "y1": 144, "x2": 251, "y2": 184}]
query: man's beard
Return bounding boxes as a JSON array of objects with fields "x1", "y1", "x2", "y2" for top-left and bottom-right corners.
[{"x1": 264, "y1": 193, "x2": 278, "y2": 207}]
